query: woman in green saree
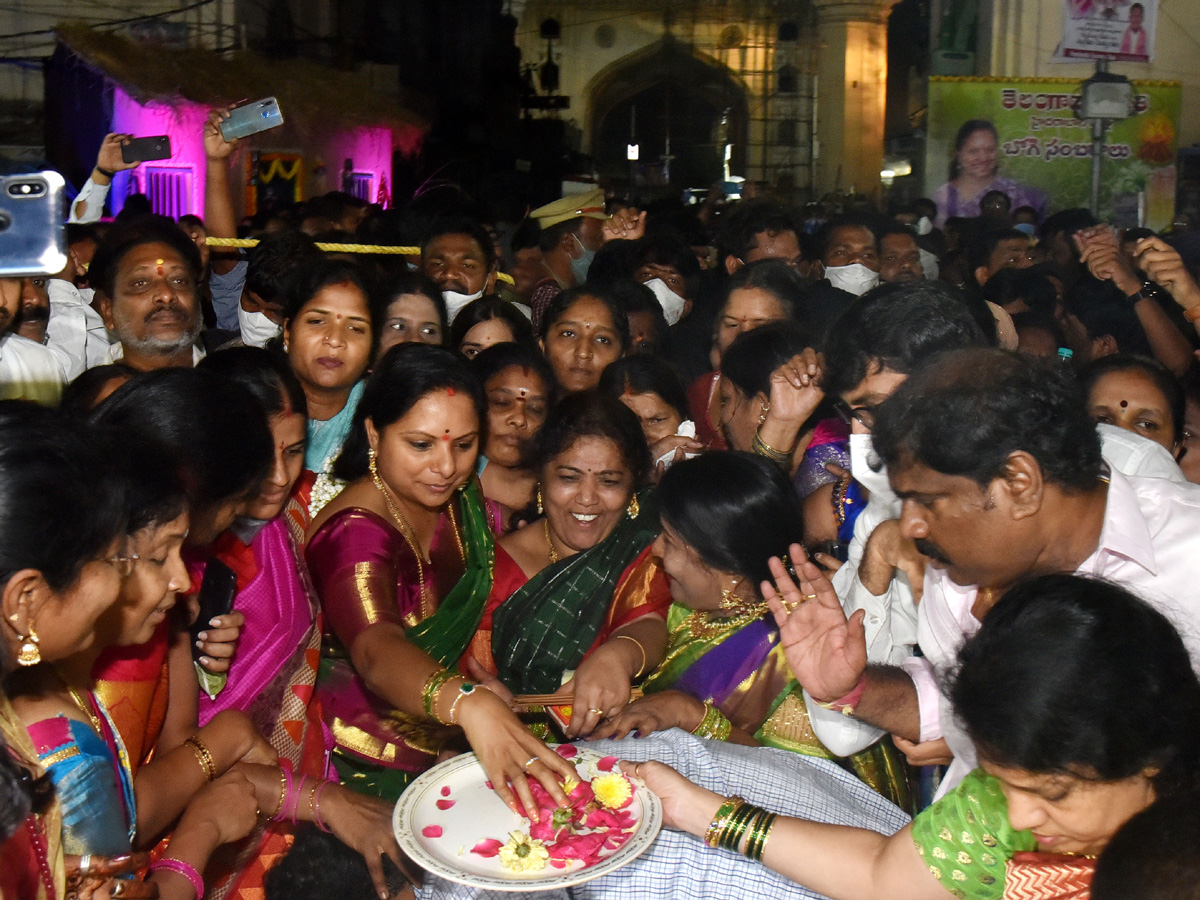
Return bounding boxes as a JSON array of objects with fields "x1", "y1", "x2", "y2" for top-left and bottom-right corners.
[
  {"x1": 305, "y1": 344, "x2": 576, "y2": 806},
  {"x1": 466, "y1": 391, "x2": 670, "y2": 739},
  {"x1": 595, "y1": 451, "x2": 913, "y2": 811}
]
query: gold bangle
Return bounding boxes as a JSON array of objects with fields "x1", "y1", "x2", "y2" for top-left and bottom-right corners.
[
  {"x1": 274, "y1": 766, "x2": 287, "y2": 818},
  {"x1": 184, "y1": 736, "x2": 216, "y2": 782},
  {"x1": 704, "y1": 796, "x2": 743, "y2": 848},
  {"x1": 751, "y1": 429, "x2": 792, "y2": 468},
  {"x1": 692, "y1": 702, "x2": 733, "y2": 741},
  {"x1": 421, "y1": 669, "x2": 459, "y2": 723},
  {"x1": 614, "y1": 634, "x2": 647, "y2": 678}
]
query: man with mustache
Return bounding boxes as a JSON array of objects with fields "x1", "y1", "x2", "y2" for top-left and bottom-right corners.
[
  {"x1": 11, "y1": 277, "x2": 50, "y2": 345},
  {"x1": 776, "y1": 347, "x2": 1200, "y2": 798},
  {"x1": 0, "y1": 277, "x2": 65, "y2": 404},
  {"x1": 93, "y1": 216, "x2": 205, "y2": 371}
]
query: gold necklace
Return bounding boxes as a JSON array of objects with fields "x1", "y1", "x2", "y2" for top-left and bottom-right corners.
[
  {"x1": 543, "y1": 519, "x2": 559, "y2": 564},
  {"x1": 66, "y1": 685, "x2": 104, "y2": 736},
  {"x1": 372, "y1": 470, "x2": 431, "y2": 608},
  {"x1": 446, "y1": 501, "x2": 465, "y2": 562},
  {"x1": 678, "y1": 600, "x2": 770, "y2": 642}
]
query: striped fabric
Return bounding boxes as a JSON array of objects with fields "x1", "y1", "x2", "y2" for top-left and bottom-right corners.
[{"x1": 415, "y1": 729, "x2": 910, "y2": 900}]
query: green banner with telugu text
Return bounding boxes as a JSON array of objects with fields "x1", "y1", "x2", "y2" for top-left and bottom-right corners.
[{"x1": 926, "y1": 77, "x2": 1180, "y2": 230}]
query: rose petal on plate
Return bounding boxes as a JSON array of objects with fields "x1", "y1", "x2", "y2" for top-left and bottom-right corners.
[
  {"x1": 470, "y1": 839, "x2": 504, "y2": 858},
  {"x1": 555, "y1": 744, "x2": 578, "y2": 759},
  {"x1": 441, "y1": 785, "x2": 451, "y2": 797},
  {"x1": 436, "y1": 799, "x2": 456, "y2": 810},
  {"x1": 597, "y1": 756, "x2": 618, "y2": 772},
  {"x1": 550, "y1": 859, "x2": 567, "y2": 869},
  {"x1": 485, "y1": 781, "x2": 493, "y2": 790},
  {"x1": 421, "y1": 825, "x2": 443, "y2": 838}
]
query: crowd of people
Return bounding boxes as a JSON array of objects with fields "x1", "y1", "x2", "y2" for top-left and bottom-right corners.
[{"x1": 2, "y1": 107, "x2": 1200, "y2": 900}]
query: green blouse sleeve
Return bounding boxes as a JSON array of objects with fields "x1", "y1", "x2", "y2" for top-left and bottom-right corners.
[{"x1": 910, "y1": 769, "x2": 1038, "y2": 900}]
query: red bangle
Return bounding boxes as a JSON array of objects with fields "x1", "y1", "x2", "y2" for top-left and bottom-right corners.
[
  {"x1": 150, "y1": 858, "x2": 204, "y2": 900},
  {"x1": 817, "y1": 673, "x2": 868, "y2": 716}
]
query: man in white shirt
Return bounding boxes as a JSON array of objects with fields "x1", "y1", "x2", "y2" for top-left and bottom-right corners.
[
  {"x1": 44, "y1": 224, "x2": 112, "y2": 379},
  {"x1": 0, "y1": 278, "x2": 64, "y2": 405},
  {"x1": 776, "y1": 348, "x2": 1200, "y2": 797}
]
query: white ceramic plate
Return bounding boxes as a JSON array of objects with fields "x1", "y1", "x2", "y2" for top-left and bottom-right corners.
[{"x1": 393, "y1": 749, "x2": 662, "y2": 892}]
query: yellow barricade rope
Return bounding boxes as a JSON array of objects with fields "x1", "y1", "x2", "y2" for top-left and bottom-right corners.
[{"x1": 204, "y1": 237, "x2": 515, "y2": 285}]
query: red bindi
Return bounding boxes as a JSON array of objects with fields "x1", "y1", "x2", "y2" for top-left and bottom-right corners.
[
  {"x1": 1120, "y1": 400, "x2": 1128, "y2": 408},
  {"x1": 446, "y1": 387, "x2": 455, "y2": 396}
]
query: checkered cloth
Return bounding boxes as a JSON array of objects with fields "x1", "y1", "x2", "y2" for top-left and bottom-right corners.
[{"x1": 414, "y1": 729, "x2": 911, "y2": 900}]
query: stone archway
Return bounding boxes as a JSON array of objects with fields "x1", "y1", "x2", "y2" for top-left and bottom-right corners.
[{"x1": 586, "y1": 37, "x2": 750, "y2": 191}]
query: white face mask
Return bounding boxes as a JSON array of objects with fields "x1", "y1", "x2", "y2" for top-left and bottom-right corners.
[
  {"x1": 442, "y1": 288, "x2": 484, "y2": 325},
  {"x1": 641, "y1": 277, "x2": 687, "y2": 326},
  {"x1": 849, "y1": 432, "x2": 896, "y2": 506},
  {"x1": 825, "y1": 263, "x2": 880, "y2": 297},
  {"x1": 915, "y1": 216, "x2": 933, "y2": 236},
  {"x1": 238, "y1": 302, "x2": 282, "y2": 348}
]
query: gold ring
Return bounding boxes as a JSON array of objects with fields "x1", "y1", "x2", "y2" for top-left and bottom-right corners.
[
  {"x1": 634, "y1": 762, "x2": 644, "y2": 779},
  {"x1": 589, "y1": 708, "x2": 604, "y2": 715},
  {"x1": 111, "y1": 882, "x2": 126, "y2": 899},
  {"x1": 802, "y1": 593, "x2": 819, "y2": 600},
  {"x1": 523, "y1": 756, "x2": 539, "y2": 770},
  {"x1": 783, "y1": 599, "x2": 800, "y2": 612}
]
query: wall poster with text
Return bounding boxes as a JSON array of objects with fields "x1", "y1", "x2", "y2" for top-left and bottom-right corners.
[{"x1": 925, "y1": 77, "x2": 1181, "y2": 230}]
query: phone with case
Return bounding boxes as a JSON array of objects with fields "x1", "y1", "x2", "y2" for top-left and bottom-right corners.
[
  {"x1": 219, "y1": 97, "x2": 285, "y2": 141},
  {"x1": 121, "y1": 135, "x2": 172, "y2": 164},
  {"x1": 0, "y1": 171, "x2": 68, "y2": 277}
]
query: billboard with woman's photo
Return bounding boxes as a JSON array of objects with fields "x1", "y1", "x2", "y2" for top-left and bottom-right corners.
[{"x1": 925, "y1": 76, "x2": 1181, "y2": 230}]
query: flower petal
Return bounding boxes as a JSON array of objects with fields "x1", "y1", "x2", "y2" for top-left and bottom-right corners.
[
  {"x1": 555, "y1": 744, "x2": 578, "y2": 759},
  {"x1": 421, "y1": 825, "x2": 443, "y2": 839},
  {"x1": 436, "y1": 799, "x2": 456, "y2": 810},
  {"x1": 597, "y1": 756, "x2": 618, "y2": 772},
  {"x1": 440, "y1": 785, "x2": 451, "y2": 797},
  {"x1": 470, "y1": 839, "x2": 504, "y2": 858}
]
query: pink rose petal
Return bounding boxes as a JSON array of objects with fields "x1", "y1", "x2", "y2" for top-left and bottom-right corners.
[
  {"x1": 485, "y1": 780, "x2": 493, "y2": 790},
  {"x1": 550, "y1": 860, "x2": 568, "y2": 869},
  {"x1": 436, "y1": 799, "x2": 456, "y2": 810},
  {"x1": 421, "y1": 825, "x2": 443, "y2": 838},
  {"x1": 440, "y1": 785, "x2": 451, "y2": 797},
  {"x1": 470, "y1": 839, "x2": 504, "y2": 858},
  {"x1": 555, "y1": 744, "x2": 578, "y2": 759},
  {"x1": 597, "y1": 756, "x2": 618, "y2": 772}
]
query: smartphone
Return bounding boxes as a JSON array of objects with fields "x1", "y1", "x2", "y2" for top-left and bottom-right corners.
[
  {"x1": 121, "y1": 135, "x2": 171, "y2": 164},
  {"x1": 219, "y1": 97, "x2": 285, "y2": 141},
  {"x1": 0, "y1": 172, "x2": 67, "y2": 277},
  {"x1": 189, "y1": 559, "x2": 238, "y2": 661}
]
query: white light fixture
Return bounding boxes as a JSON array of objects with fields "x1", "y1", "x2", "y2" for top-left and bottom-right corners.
[{"x1": 626, "y1": 143, "x2": 640, "y2": 161}]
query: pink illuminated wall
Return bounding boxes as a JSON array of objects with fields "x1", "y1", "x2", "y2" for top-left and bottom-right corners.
[
  {"x1": 105, "y1": 86, "x2": 402, "y2": 217},
  {"x1": 108, "y1": 87, "x2": 210, "y2": 218}
]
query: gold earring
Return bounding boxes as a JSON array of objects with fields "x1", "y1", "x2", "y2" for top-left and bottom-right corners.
[
  {"x1": 536, "y1": 489, "x2": 543, "y2": 515},
  {"x1": 718, "y1": 579, "x2": 742, "y2": 612},
  {"x1": 368, "y1": 447, "x2": 379, "y2": 479},
  {"x1": 758, "y1": 403, "x2": 769, "y2": 425},
  {"x1": 627, "y1": 494, "x2": 640, "y2": 519},
  {"x1": 17, "y1": 625, "x2": 40, "y2": 666}
]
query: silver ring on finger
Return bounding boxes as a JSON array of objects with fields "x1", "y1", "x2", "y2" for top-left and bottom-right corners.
[{"x1": 523, "y1": 755, "x2": 540, "y2": 770}]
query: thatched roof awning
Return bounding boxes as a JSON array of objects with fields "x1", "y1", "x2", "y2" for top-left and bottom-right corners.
[{"x1": 54, "y1": 23, "x2": 428, "y2": 139}]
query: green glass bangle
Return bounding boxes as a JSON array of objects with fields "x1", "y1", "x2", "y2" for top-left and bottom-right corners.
[{"x1": 720, "y1": 802, "x2": 760, "y2": 851}]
